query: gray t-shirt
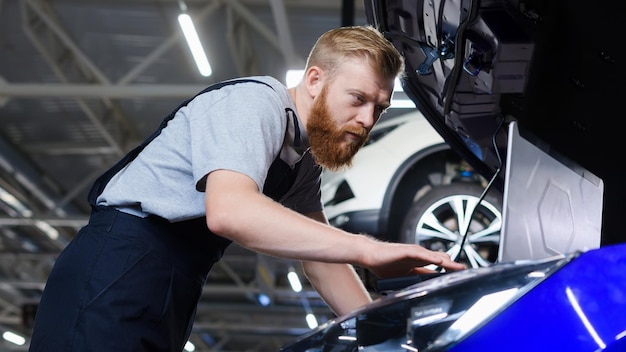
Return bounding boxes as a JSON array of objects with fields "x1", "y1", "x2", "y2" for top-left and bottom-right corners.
[{"x1": 96, "y1": 76, "x2": 322, "y2": 222}]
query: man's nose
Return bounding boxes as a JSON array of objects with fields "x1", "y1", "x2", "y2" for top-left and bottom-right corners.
[{"x1": 355, "y1": 105, "x2": 377, "y2": 128}]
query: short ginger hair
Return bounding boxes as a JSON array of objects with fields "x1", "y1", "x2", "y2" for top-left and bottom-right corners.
[{"x1": 305, "y1": 25, "x2": 405, "y2": 82}]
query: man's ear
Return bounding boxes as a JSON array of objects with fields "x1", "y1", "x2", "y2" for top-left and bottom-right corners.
[{"x1": 304, "y1": 66, "x2": 324, "y2": 97}]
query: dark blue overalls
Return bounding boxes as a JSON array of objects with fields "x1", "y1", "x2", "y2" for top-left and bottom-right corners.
[{"x1": 29, "y1": 80, "x2": 300, "y2": 352}]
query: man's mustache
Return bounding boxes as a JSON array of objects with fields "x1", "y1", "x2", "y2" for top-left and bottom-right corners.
[{"x1": 344, "y1": 126, "x2": 369, "y2": 139}]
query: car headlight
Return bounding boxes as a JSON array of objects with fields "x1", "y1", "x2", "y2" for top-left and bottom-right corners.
[{"x1": 281, "y1": 253, "x2": 575, "y2": 352}]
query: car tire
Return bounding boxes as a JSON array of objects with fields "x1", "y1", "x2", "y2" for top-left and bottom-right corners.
[{"x1": 399, "y1": 182, "x2": 502, "y2": 269}]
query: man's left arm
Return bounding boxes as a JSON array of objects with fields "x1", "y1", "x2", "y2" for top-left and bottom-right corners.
[{"x1": 301, "y1": 210, "x2": 373, "y2": 316}]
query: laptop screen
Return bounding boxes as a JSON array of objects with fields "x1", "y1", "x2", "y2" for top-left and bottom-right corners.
[{"x1": 497, "y1": 121, "x2": 603, "y2": 263}]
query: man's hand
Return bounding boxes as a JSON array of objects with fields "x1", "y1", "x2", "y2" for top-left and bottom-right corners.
[{"x1": 362, "y1": 240, "x2": 466, "y2": 278}]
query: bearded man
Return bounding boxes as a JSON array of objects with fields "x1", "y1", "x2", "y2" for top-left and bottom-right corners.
[{"x1": 29, "y1": 25, "x2": 465, "y2": 352}]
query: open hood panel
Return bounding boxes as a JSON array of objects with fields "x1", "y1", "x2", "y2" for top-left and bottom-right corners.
[{"x1": 365, "y1": 0, "x2": 625, "y2": 245}]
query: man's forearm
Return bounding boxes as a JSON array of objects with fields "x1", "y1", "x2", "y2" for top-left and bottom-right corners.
[{"x1": 302, "y1": 261, "x2": 372, "y2": 316}]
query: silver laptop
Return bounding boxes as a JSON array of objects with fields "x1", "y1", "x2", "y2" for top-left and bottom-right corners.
[{"x1": 497, "y1": 121, "x2": 604, "y2": 263}]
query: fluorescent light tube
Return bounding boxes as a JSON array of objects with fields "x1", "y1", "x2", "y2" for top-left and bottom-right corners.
[
  {"x1": 178, "y1": 13, "x2": 212, "y2": 77},
  {"x1": 287, "y1": 270, "x2": 302, "y2": 293},
  {"x1": 305, "y1": 313, "x2": 318, "y2": 329},
  {"x1": 390, "y1": 99, "x2": 416, "y2": 109},
  {"x1": 286, "y1": 69, "x2": 304, "y2": 88},
  {"x1": 2, "y1": 331, "x2": 25, "y2": 346}
]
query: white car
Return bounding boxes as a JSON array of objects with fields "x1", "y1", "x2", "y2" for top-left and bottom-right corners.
[{"x1": 321, "y1": 110, "x2": 503, "y2": 268}]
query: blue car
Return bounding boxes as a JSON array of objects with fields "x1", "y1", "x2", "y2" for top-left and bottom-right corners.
[{"x1": 281, "y1": 243, "x2": 626, "y2": 351}]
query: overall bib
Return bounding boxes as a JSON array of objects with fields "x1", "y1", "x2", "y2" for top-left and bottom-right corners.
[{"x1": 29, "y1": 80, "x2": 300, "y2": 352}]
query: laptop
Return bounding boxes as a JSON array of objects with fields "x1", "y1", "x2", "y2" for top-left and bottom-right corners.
[
  {"x1": 375, "y1": 120, "x2": 603, "y2": 293},
  {"x1": 497, "y1": 121, "x2": 604, "y2": 263}
]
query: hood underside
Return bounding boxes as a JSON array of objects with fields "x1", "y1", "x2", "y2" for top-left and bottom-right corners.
[{"x1": 365, "y1": 0, "x2": 625, "y2": 245}]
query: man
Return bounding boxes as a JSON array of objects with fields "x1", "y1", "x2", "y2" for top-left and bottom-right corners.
[{"x1": 29, "y1": 25, "x2": 465, "y2": 351}]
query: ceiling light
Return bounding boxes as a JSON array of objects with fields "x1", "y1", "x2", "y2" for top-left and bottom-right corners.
[
  {"x1": 184, "y1": 340, "x2": 195, "y2": 351},
  {"x1": 393, "y1": 78, "x2": 404, "y2": 91},
  {"x1": 34, "y1": 219, "x2": 59, "y2": 240},
  {"x1": 286, "y1": 69, "x2": 304, "y2": 88},
  {"x1": 257, "y1": 293, "x2": 271, "y2": 307},
  {"x1": 390, "y1": 98, "x2": 416, "y2": 109},
  {"x1": 306, "y1": 313, "x2": 318, "y2": 329},
  {"x1": 2, "y1": 331, "x2": 25, "y2": 346},
  {"x1": 0, "y1": 186, "x2": 32, "y2": 217},
  {"x1": 178, "y1": 13, "x2": 212, "y2": 77},
  {"x1": 287, "y1": 269, "x2": 302, "y2": 293}
]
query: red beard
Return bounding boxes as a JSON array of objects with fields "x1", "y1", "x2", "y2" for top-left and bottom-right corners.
[{"x1": 306, "y1": 86, "x2": 369, "y2": 171}]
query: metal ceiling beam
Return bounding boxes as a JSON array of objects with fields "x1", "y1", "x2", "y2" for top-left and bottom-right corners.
[
  {"x1": 228, "y1": 0, "x2": 304, "y2": 64},
  {"x1": 0, "y1": 83, "x2": 208, "y2": 98},
  {"x1": 0, "y1": 216, "x2": 87, "y2": 227},
  {"x1": 0, "y1": 136, "x2": 79, "y2": 219},
  {"x1": 20, "y1": 0, "x2": 140, "y2": 157},
  {"x1": 0, "y1": 83, "x2": 415, "y2": 102},
  {"x1": 269, "y1": 0, "x2": 301, "y2": 68},
  {"x1": 191, "y1": 321, "x2": 309, "y2": 336},
  {"x1": 225, "y1": 2, "x2": 258, "y2": 76},
  {"x1": 91, "y1": 0, "x2": 363, "y2": 10}
]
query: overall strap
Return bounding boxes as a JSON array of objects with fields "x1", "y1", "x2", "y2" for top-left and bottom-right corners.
[
  {"x1": 87, "y1": 79, "x2": 273, "y2": 207},
  {"x1": 262, "y1": 108, "x2": 303, "y2": 201}
]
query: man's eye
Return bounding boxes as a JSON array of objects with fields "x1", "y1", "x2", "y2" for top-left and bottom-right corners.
[{"x1": 352, "y1": 95, "x2": 365, "y2": 104}]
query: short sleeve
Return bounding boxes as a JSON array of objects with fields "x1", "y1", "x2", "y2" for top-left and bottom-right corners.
[{"x1": 187, "y1": 82, "x2": 288, "y2": 192}]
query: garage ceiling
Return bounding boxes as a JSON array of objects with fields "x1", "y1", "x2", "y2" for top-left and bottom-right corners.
[{"x1": 0, "y1": 0, "x2": 406, "y2": 351}]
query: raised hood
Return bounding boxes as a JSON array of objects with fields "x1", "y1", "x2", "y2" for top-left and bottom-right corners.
[{"x1": 364, "y1": 0, "x2": 625, "y2": 245}]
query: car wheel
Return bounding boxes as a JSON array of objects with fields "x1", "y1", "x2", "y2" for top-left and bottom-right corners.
[{"x1": 399, "y1": 182, "x2": 502, "y2": 269}]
